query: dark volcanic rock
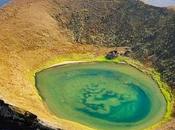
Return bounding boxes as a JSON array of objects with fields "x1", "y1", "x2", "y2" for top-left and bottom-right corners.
[
  {"x1": 0, "y1": 100, "x2": 61, "y2": 130},
  {"x1": 106, "y1": 51, "x2": 118, "y2": 60}
]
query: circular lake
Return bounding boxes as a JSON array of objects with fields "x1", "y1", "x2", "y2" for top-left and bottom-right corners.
[{"x1": 35, "y1": 62, "x2": 166, "y2": 130}]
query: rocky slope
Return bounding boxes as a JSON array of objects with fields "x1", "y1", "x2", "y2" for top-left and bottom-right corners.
[
  {"x1": 0, "y1": 100, "x2": 61, "y2": 130},
  {"x1": 51, "y1": 0, "x2": 175, "y2": 91}
]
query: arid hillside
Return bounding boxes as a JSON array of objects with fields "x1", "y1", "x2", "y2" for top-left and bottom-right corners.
[
  {"x1": 0, "y1": 0, "x2": 175, "y2": 130},
  {"x1": 0, "y1": 0, "x2": 110, "y2": 129}
]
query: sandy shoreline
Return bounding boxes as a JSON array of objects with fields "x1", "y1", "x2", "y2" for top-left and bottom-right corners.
[
  {"x1": 50, "y1": 61, "x2": 86, "y2": 67},
  {"x1": 50, "y1": 60, "x2": 127, "y2": 68}
]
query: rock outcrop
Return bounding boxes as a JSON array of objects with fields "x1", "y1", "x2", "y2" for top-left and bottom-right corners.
[
  {"x1": 106, "y1": 51, "x2": 118, "y2": 60},
  {"x1": 0, "y1": 100, "x2": 61, "y2": 130}
]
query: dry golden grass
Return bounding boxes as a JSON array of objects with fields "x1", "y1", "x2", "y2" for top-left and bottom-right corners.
[
  {"x1": 0, "y1": 0, "x2": 174, "y2": 130},
  {"x1": 0, "y1": 0, "x2": 113, "y2": 129}
]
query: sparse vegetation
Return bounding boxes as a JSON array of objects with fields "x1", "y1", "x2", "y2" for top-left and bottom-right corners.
[{"x1": 52, "y1": 0, "x2": 175, "y2": 90}]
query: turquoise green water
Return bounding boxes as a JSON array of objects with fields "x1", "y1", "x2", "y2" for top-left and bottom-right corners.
[{"x1": 35, "y1": 62, "x2": 166, "y2": 130}]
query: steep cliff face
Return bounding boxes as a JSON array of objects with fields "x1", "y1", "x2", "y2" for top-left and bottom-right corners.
[{"x1": 51, "y1": 0, "x2": 175, "y2": 89}]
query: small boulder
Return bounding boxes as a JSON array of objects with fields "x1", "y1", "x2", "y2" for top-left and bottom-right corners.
[{"x1": 106, "y1": 51, "x2": 118, "y2": 60}]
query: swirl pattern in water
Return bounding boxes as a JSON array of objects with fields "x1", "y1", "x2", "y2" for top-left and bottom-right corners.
[
  {"x1": 36, "y1": 62, "x2": 166, "y2": 130},
  {"x1": 78, "y1": 82, "x2": 150, "y2": 123}
]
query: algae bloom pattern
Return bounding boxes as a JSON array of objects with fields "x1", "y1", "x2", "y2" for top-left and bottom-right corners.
[
  {"x1": 77, "y1": 76, "x2": 150, "y2": 123},
  {"x1": 35, "y1": 62, "x2": 166, "y2": 130}
]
